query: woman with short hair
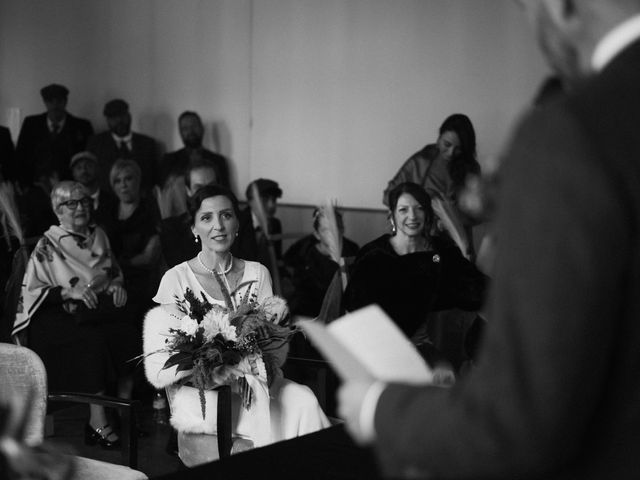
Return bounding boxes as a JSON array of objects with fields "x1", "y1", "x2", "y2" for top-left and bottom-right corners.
[
  {"x1": 12, "y1": 180, "x2": 140, "y2": 449},
  {"x1": 144, "y1": 184, "x2": 330, "y2": 467},
  {"x1": 103, "y1": 159, "x2": 161, "y2": 323}
]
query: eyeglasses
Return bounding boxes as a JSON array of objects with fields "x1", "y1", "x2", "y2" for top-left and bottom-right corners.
[{"x1": 59, "y1": 198, "x2": 92, "y2": 210}]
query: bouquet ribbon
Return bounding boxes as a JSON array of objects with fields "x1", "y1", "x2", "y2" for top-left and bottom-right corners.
[{"x1": 169, "y1": 374, "x2": 272, "y2": 447}]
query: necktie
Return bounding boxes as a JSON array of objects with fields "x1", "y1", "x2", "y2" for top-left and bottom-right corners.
[
  {"x1": 51, "y1": 123, "x2": 60, "y2": 136},
  {"x1": 119, "y1": 140, "x2": 130, "y2": 157}
]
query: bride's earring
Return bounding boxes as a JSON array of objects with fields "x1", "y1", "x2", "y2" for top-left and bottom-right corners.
[{"x1": 194, "y1": 234, "x2": 199, "y2": 243}]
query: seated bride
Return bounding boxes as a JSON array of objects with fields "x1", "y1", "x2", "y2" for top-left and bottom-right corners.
[{"x1": 143, "y1": 184, "x2": 330, "y2": 466}]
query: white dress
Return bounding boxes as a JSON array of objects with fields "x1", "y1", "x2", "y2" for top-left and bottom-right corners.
[{"x1": 143, "y1": 261, "x2": 330, "y2": 466}]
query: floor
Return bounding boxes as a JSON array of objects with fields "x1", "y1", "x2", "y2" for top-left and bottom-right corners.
[{"x1": 46, "y1": 398, "x2": 183, "y2": 479}]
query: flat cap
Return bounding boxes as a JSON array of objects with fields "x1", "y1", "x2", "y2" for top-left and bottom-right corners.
[
  {"x1": 246, "y1": 178, "x2": 283, "y2": 201},
  {"x1": 103, "y1": 99, "x2": 129, "y2": 117},
  {"x1": 40, "y1": 84, "x2": 69, "y2": 101},
  {"x1": 69, "y1": 151, "x2": 98, "y2": 168}
]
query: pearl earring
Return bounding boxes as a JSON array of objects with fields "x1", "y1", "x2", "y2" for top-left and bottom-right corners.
[
  {"x1": 194, "y1": 235, "x2": 199, "y2": 243},
  {"x1": 390, "y1": 221, "x2": 397, "y2": 235}
]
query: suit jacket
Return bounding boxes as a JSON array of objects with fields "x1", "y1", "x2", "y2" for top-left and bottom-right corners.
[
  {"x1": 15, "y1": 112, "x2": 93, "y2": 184},
  {"x1": 87, "y1": 131, "x2": 159, "y2": 192},
  {"x1": 0, "y1": 126, "x2": 14, "y2": 181},
  {"x1": 160, "y1": 147, "x2": 230, "y2": 190},
  {"x1": 159, "y1": 212, "x2": 199, "y2": 269},
  {"x1": 231, "y1": 207, "x2": 282, "y2": 278},
  {"x1": 374, "y1": 40, "x2": 640, "y2": 479}
]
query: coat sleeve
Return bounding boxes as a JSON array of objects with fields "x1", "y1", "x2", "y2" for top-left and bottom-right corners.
[{"x1": 373, "y1": 106, "x2": 630, "y2": 478}]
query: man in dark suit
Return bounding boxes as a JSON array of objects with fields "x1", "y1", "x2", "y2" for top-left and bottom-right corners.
[
  {"x1": 159, "y1": 111, "x2": 230, "y2": 190},
  {"x1": 87, "y1": 99, "x2": 159, "y2": 193},
  {"x1": 338, "y1": 1, "x2": 640, "y2": 479},
  {"x1": 14, "y1": 84, "x2": 93, "y2": 186}
]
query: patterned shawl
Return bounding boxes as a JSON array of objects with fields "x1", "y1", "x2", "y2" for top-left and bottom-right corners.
[{"x1": 12, "y1": 225, "x2": 122, "y2": 336}]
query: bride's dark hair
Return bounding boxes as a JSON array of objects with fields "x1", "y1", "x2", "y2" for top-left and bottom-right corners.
[{"x1": 187, "y1": 184, "x2": 241, "y2": 225}]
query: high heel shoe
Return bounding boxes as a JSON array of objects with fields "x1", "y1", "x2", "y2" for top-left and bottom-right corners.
[{"x1": 84, "y1": 423, "x2": 121, "y2": 449}]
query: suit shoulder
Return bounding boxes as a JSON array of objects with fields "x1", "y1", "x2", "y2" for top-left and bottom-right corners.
[
  {"x1": 202, "y1": 149, "x2": 227, "y2": 161},
  {"x1": 21, "y1": 114, "x2": 45, "y2": 126},
  {"x1": 66, "y1": 113, "x2": 93, "y2": 128},
  {"x1": 133, "y1": 132, "x2": 158, "y2": 145}
]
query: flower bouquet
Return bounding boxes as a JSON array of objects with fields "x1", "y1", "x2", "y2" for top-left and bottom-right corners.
[{"x1": 149, "y1": 278, "x2": 294, "y2": 419}]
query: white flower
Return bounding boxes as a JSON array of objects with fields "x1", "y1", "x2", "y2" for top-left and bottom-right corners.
[
  {"x1": 179, "y1": 315, "x2": 199, "y2": 337},
  {"x1": 261, "y1": 296, "x2": 289, "y2": 324},
  {"x1": 201, "y1": 309, "x2": 237, "y2": 342}
]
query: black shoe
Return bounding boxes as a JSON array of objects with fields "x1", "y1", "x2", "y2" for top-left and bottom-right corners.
[{"x1": 84, "y1": 423, "x2": 121, "y2": 449}]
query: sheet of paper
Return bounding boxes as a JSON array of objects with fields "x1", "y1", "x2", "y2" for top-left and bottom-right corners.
[{"x1": 299, "y1": 305, "x2": 433, "y2": 384}]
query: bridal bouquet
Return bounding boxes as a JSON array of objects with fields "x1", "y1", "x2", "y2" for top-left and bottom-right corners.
[{"x1": 154, "y1": 281, "x2": 294, "y2": 419}]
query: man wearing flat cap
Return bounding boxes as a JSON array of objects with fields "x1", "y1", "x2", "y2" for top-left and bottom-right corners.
[
  {"x1": 87, "y1": 99, "x2": 159, "y2": 194},
  {"x1": 14, "y1": 84, "x2": 93, "y2": 186},
  {"x1": 69, "y1": 151, "x2": 117, "y2": 227},
  {"x1": 232, "y1": 178, "x2": 284, "y2": 279}
]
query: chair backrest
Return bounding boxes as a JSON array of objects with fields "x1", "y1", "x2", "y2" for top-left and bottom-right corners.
[{"x1": 0, "y1": 342, "x2": 48, "y2": 445}]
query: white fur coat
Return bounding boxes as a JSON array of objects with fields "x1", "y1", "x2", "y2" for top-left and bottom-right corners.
[
  {"x1": 142, "y1": 306, "x2": 272, "y2": 443},
  {"x1": 143, "y1": 305, "x2": 330, "y2": 444}
]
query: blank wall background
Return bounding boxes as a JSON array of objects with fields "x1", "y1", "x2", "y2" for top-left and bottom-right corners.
[{"x1": 0, "y1": 0, "x2": 549, "y2": 208}]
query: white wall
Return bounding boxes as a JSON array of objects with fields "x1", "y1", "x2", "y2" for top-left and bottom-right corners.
[{"x1": 0, "y1": 0, "x2": 549, "y2": 208}]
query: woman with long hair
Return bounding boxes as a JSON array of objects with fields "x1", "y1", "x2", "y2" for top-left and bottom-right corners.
[{"x1": 383, "y1": 113, "x2": 481, "y2": 260}]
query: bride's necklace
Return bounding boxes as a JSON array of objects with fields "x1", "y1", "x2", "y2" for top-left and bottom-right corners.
[{"x1": 197, "y1": 252, "x2": 233, "y2": 275}]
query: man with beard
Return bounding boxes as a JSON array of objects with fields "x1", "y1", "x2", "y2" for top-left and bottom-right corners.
[
  {"x1": 87, "y1": 99, "x2": 159, "y2": 194},
  {"x1": 14, "y1": 84, "x2": 93, "y2": 186},
  {"x1": 337, "y1": 1, "x2": 640, "y2": 479},
  {"x1": 159, "y1": 111, "x2": 230, "y2": 190}
]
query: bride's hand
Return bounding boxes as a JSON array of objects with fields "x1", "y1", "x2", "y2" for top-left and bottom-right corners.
[{"x1": 211, "y1": 365, "x2": 244, "y2": 385}]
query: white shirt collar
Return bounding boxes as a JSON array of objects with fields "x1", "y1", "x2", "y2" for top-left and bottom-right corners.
[
  {"x1": 112, "y1": 132, "x2": 133, "y2": 145},
  {"x1": 592, "y1": 13, "x2": 640, "y2": 72},
  {"x1": 47, "y1": 115, "x2": 66, "y2": 132}
]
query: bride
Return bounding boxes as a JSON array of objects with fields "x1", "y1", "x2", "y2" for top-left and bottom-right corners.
[{"x1": 143, "y1": 184, "x2": 330, "y2": 466}]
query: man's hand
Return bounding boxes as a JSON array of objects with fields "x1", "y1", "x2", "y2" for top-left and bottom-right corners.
[{"x1": 337, "y1": 380, "x2": 377, "y2": 445}]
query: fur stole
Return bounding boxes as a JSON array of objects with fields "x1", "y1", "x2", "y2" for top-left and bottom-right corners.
[{"x1": 143, "y1": 305, "x2": 190, "y2": 389}]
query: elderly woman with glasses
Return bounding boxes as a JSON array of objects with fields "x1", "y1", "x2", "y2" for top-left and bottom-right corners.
[{"x1": 12, "y1": 180, "x2": 140, "y2": 450}]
